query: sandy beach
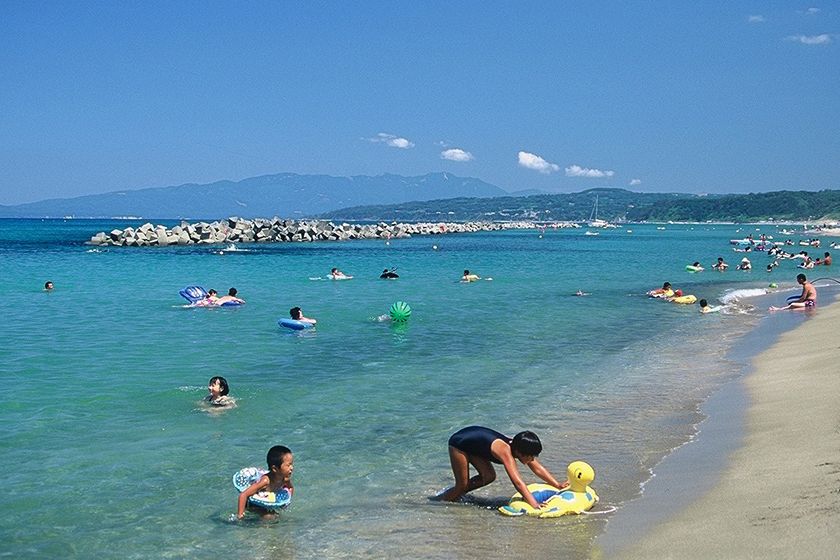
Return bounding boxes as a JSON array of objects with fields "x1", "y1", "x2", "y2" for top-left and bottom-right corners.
[{"x1": 606, "y1": 301, "x2": 840, "y2": 559}]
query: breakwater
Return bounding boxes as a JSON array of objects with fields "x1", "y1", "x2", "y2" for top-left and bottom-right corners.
[{"x1": 87, "y1": 217, "x2": 580, "y2": 246}]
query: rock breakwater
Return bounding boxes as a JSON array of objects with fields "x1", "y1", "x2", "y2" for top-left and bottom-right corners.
[{"x1": 87, "y1": 218, "x2": 578, "y2": 247}]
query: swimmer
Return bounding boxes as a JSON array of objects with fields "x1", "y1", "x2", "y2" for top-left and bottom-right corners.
[
  {"x1": 236, "y1": 445, "x2": 294, "y2": 520},
  {"x1": 439, "y1": 426, "x2": 569, "y2": 510},
  {"x1": 193, "y1": 289, "x2": 220, "y2": 307},
  {"x1": 575, "y1": 290, "x2": 590, "y2": 296},
  {"x1": 44, "y1": 281, "x2": 54, "y2": 291},
  {"x1": 205, "y1": 376, "x2": 235, "y2": 407},
  {"x1": 699, "y1": 299, "x2": 712, "y2": 313},
  {"x1": 329, "y1": 268, "x2": 351, "y2": 279},
  {"x1": 769, "y1": 273, "x2": 816, "y2": 311},
  {"x1": 461, "y1": 269, "x2": 480, "y2": 282},
  {"x1": 290, "y1": 306, "x2": 316, "y2": 324},
  {"x1": 712, "y1": 257, "x2": 728, "y2": 271},
  {"x1": 215, "y1": 287, "x2": 245, "y2": 306},
  {"x1": 380, "y1": 268, "x2": 400, "y2": 279},
  {"x1": 689, "y1": 261, "x2": 704, "y2": 271},
  {"x1": 647, "y1": 282, "x2": 674, "y2": 298}
]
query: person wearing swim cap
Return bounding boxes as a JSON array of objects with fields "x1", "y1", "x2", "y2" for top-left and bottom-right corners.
[{"x1": 440, "y1": 426, "x2": 568, "y2": 510}]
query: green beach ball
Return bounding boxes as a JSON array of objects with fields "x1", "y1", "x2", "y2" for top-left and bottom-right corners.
[
  {"x1": 769, "y1": 283, "x2": 778, "y2": 289},
  {"x1": 389, "y1": 301, "x2": 412, "y2": 322}
]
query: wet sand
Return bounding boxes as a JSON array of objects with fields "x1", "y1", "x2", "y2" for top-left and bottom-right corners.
[{"x1": 604, "y1": 301, "x2": 840, "y2": 559}]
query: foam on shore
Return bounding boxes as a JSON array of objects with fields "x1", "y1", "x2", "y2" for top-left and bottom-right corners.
[{"x1": 599, "y1": 293, "x2": 840, "y2": 558}]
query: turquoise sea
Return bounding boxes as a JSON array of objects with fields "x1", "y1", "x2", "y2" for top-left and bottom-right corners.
[{"x1": 1, "y1": 219, "x2": 833, "y2": 559}]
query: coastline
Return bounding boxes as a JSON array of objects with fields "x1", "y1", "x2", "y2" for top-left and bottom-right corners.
[{"x1": 600, "y1": 296, "x2": 840, "y2": 559}]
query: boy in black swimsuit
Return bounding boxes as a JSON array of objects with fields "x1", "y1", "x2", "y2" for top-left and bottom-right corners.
[{"x1": 440, "y1": 426, "x2": 568, "y2": 510}]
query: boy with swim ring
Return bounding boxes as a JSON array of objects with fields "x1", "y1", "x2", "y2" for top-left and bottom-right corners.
[
  {"x1": 440, "y1": 426, "x2": 568, "y2": 510},
  {"x1": 236, "y1": 445, "x2": 294, "y2": 520}
]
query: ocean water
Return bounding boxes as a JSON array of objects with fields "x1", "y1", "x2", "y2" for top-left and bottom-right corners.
[{"x1": 0, "y1": 219, "x2": 831, "y2": 559}]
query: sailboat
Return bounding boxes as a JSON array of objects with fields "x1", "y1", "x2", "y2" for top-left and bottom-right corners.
[{"x1": 587, "y1": 195, "x2": 614, "y2": 228}]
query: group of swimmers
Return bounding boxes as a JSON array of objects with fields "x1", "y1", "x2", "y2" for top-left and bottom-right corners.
[
  {"x1": 192, "y1": 287, "x2": 246, "y2": 307},
  {"x1": 649, "y1": 272, "x2": 818, "y2": 314},
  {"x1": 326, "y1": 267, "x2": 483, "y2": 282},
  {"x1": 325, "y1": 267, "x2": 400, "y2": 280}
]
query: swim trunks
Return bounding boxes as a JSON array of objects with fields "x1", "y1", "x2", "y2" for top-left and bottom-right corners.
[{"x1": 448, "y1": 426, "x2": 510, "y2": 464}]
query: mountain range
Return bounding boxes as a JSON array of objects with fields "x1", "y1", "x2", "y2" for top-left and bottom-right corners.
[{"x1": 0, "y1": 172, "x2": 509, "y2": 219}]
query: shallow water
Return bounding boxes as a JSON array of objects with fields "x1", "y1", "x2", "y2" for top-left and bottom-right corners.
[{"x1": 0, "y1": 219, "x2": 829, "y2": 559}]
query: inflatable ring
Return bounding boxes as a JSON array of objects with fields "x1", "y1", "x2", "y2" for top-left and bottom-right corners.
[
  {"x1": 685, "y1": 265, "x2": 703, "y2": 272},
  {"x1": 278, "y1": 318, "x2": 314, "y2": 330},
  {"x1": 670, "y1": 295, "x2": 697, "y2": 304},
  {"x1": 499, "y1": 461, "x2": 598, "y2": 518},
  {"x1": 232, "y1": 467, "x2": 292, "y2": 510}
]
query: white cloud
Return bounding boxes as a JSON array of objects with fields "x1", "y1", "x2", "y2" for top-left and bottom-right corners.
[
  {"x1": 440, "y1": 148, "x2": 474, "y2": 162},
  {"x1": 630, "y1": 179, "x2": 642, "y2": 186},
  {"x1": 748, "y1": 15, "x2": 765, "y2": 23},
  {"x1": 565, "y1": 164, "x2": 615, "y2": 178},
  {"x1": 368, "y1": 132, "x2": 415, "y2": 149},
  {"x1": 786, "y1": 33, "x2": 832, "y2": 44},
  {"x1": 805, "y1": 7, "x2": 821, "y2": 15},
  {"x1": 518, "y1": 151, "x2": 560, "y2": 174}
]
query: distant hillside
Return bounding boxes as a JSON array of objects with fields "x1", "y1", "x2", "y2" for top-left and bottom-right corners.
[
  {"x1": 627, "y1": 189, "x2": 840, "y2": 222},
  {"x1": 322, "y1": 188, "x2": 696, "y2": 222},
  {"x1": 322, "y1": 188, "x2": 840, "y2": 223},
  {"x1": 0, "y1": 172, "x2": 508, "y2": 219}
]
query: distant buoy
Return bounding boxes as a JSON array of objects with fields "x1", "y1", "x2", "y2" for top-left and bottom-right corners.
[
  {"x1": 432, "y1": 245, "x2": 438, "y2": 251},
  {"x1": 389, "y1": 301, "x2": 411, "y2": 322}
]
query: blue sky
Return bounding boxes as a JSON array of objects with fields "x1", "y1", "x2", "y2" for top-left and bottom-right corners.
[{"x1": 1, "y1": 2, "x2": 837, "y2": 204}]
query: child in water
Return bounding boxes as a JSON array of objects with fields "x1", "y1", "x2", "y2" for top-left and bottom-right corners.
[
  {"x1": 236, "y1": 445, "x2": 294, "y2": 519},
  {"x1": 440, "y1": 426, "x2": 568, "y2": 509},
  {"x1": 699, "y1": 299, "x2": 712, "y2": 313},
  {"x1": 205, "y1": 376, "x2": 235, "y2": 407}
]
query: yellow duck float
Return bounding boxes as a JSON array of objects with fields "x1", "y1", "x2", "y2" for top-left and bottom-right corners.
[{"x1": 498, "y1": 461, "x2": 598, "y2": 518}]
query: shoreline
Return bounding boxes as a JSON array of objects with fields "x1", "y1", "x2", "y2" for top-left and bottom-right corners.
[{"x1": 598, "y1": 293, "x2": 840, "y2": 558}]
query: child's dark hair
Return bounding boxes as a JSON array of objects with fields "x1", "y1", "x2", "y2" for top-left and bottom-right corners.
[
  {"x1": 228, "y1": 288, "x2": 237, "y2": 296},
  {"x1": 699, "y1": 299, "x2": 708, "y2": 307},
  {"x1": 290, "y1": 307, "x2": 302, "y2": 319},
  {"x1": 797, "y1": 273, "x2": 806, "y2": 282},
  {"x1": 511, "y1": 431, "x2": 542, "y2": 457},
  {"x1": 210, "y1": 376, "x2": 229, "y2": 396},
  {"x1": 267, "y1": 445, "x2": 292, "y2": 468}
]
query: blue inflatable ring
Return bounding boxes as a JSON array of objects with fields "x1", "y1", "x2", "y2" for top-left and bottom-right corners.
[{"x1": 278, "y1": 318, "x2": 313, "y2": 330}]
